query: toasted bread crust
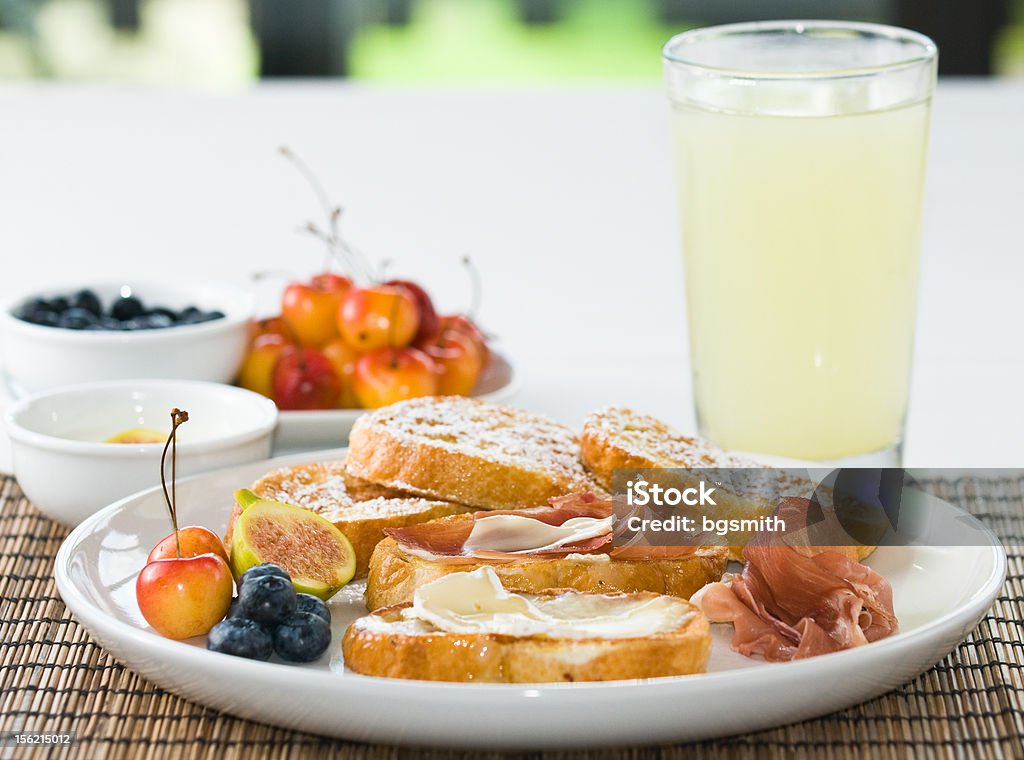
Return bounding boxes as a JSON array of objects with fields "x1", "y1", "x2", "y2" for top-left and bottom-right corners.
[
  {"x1": 365, "y1": 529, "x2": 729, "y2": 610},
  {"x1": 580, "y1": 407, "x2": 875, "y2": 562},
  {"x1": 342, "y1": 594, "x2": 711, "y2": 682},
  {"x1": 346, "y1": 397, "x2": 604, "y2": 510},
  {"x1": 225, "y1": 461, "x2": 471, "y2": 578},
  {"x1": 580, "y1": 406, "x2": 756, "y2": 489}
]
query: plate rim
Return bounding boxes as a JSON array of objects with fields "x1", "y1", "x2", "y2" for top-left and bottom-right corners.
[{"x1": 54, "y1": 449, "x2": 1009, "y2": 697}]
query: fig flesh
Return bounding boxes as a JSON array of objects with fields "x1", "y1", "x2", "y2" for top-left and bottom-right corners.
[{"x1": 229, "y1": 489, "x2": 355, "y2": 600}]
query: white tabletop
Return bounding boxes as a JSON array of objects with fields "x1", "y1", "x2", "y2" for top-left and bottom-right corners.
[{"x1": 1, "y1": 81, "x2": 1022, "y2": 470}]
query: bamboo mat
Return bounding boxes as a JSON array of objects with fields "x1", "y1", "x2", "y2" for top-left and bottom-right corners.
[{"x1": 1, "y1": 473, "x2": 1022, "y2": 760}]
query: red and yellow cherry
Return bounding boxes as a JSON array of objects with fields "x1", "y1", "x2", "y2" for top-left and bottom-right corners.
[
  {"x1": 352, "y1": 346, "x2": 438, "y2": 408},
  {"x1": 338, "y1": 286, "x2": 419, "y2": 351},
  {"x1": 385, "y1": 279, "x2": 439, "y2": 344},
  {"x1": 237, "y1": 332, "x2": 289, "y2": 398},
  {"x1": 272, "y1": 346, "x2": 341, "y2": 410},
  {"x1": 281, "y1": 280, "x2": 345, "y2": 347},
  {"x1": 147, "y1": 525, "x2": 229, "y2": 565},
  {"x1": 421, "y1": 330, "x2": 484, "y2": 396},
  {"x1": 322, "y1": 338, "x2": 360, "y2": 408},
  {"x1": 136, "y1": 554, "x2": 233, "y2": 640},
  {"x1": 438, "y1": 314, "x2": 488, "y2": 360},
  {"x1": 247, "y1": 316, "x2": 290, "y2": 344},
  {"x1": 310, "y1": 272, "x2": 352, "y2": 295}
]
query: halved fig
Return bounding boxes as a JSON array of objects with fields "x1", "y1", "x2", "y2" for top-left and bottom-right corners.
[{"x1": 229, "y1": 489, "x2": 356, "y2": 600}]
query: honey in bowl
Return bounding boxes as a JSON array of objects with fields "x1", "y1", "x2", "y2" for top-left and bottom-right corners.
[{"x1": 105, "y1": 428, "x2": 166, "y2": 444}]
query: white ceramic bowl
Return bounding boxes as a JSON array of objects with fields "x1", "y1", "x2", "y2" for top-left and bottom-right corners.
[
  {"x1": 4, "y1": 380, "x2": 278, "y2": 526},
  {"x1": 0, "y1": 281, "x2": 254, "y2": 394}
]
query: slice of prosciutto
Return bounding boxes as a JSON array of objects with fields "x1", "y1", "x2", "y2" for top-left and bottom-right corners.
[
  {"x1": 693, "y1": 499, "x2": 897, "y2": 662},
  {"x1": 384, "y1": 492, "x2": 613, "y2": 563}
]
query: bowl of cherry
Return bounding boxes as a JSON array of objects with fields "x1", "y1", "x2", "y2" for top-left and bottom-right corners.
[
  {"x1": 241, "y1": 272, "x2": 518, "y2": 451},
  {"x1": 1, "y1": 281, "x2": 254, "y2": 395}
]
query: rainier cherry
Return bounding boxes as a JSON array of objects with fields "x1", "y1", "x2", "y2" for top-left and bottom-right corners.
[
  {"x1": 247, "y1": 316, "x2": 289, "y2": 343},
  {"x1": 148, "y1": 526, "x2": 229, "y2": 564},
  {"x1": 352, "y1": 347, "x2": 438, "y2": 408},
  {"x1": 281, "y1": 274, "x2": 350, "y2": 347},
  {"x1": 421, "y1": 330, "x2": 483, "y2": 396},
  {"x1": 321, "y1": 338, "x2": 360, "y2": 408},
  {"x1": 136, "y1": 410, "x2": 233, "y2": 640},
  {"x1": 338, "y1": 286, "x2": 419, "y2": 352},
  {"x1": 237, "y1": 332, "x2": 289, "y2": 399},
  {"x1": 437, "y1": 314, "x2": 488, "y2": 361},
  {"x1": 272, "y1": 346, "x2": 341, "y2": 410},
  {"x1": 385, "y1": 279, "x2": 439, "y2": 344}
]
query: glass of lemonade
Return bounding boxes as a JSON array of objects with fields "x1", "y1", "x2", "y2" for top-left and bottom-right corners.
[{"x1": 664, "y1": 21, "x2": 937, "y2": 465}]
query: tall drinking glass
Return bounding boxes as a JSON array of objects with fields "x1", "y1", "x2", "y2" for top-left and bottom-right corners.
[{"x1": 664, "y1": 21, "x2": 937, "y2": 465}]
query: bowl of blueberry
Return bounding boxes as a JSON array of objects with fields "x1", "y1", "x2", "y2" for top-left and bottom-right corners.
[{"x1": 1, "y1": 282, "x2": 254, "y2": 394}]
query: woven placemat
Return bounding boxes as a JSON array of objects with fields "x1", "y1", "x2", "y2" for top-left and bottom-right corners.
[{"x1": 1, "y1": 474, "x2": 1021, "y2": 760}]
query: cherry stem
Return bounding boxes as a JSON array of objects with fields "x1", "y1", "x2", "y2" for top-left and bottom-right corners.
[
  {"x1": 280, "y1": 145, "x2": 375, "y2": 283},
  {"x1": 159, "y1": 409, "x2": 189, "y2": 559},
  {"x1": 462, "y1": 255, "x2": 481, "y2": 320},
  {"x1": 280, "y1": 146, "x2": 334, "y2": 225}
]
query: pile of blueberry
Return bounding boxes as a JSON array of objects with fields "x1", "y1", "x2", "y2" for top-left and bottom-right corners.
[
  {"x1": 208, "y1": 564, "x2": 332, "y2": 663},
  {"x1": 14, "y1": 289, "x2": 224, "y2": 331}
]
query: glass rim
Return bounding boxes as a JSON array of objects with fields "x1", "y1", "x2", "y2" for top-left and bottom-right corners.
[{"x1": 663, "y1": 20, "x2": 938, "y2": 81}]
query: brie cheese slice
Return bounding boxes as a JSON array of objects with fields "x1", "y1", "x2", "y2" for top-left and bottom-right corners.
[
  {"x1": 406, "y1": 567, "x2": 690, "y2": 639},
  {"x1": 462, "y1": 514, "x2": 613, "y2": 555}
]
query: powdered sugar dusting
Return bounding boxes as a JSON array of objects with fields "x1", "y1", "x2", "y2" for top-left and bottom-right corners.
[
  {"x1": 354, "y1": 397, "x2": 602, "y2": 491},
  {"x1": 251, "y1": 460, "x2": 450, "y2": 522},
  {"x1": 583, "y1": 406, "x2": 757, "y2": 469}
]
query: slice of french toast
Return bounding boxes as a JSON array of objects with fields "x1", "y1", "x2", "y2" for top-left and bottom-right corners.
[
  {"x1": 580, "y1": 406, "x2": 756, "y2": 488},
  {"x1": 223, "y1": 460, "x2": 471, "y2": 578},
  {"x1": 365, "y1": 515, "x2": 728, "y2": 610},
  {"x1": 345, "y1": 397, "x2": 605, "y2": 511},
  {"x1": 581, "y1": 407, "x2": 874, "y2": 562},
  {"x1": 343, "y1": 584, "x2": 711, "y2": 683}
]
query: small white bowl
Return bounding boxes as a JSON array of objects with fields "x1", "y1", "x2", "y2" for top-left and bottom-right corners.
[
  {"x1": 4, "y1": 380, "x2": 278, "y2": 526},
  {"x1": 0, "y1": 281, "x2": 254, "y2": 394}
]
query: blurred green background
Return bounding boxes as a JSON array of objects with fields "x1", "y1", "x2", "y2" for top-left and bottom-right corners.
[{"x1": 0, "y1": 0, "x2": 1021, "y2": 86}]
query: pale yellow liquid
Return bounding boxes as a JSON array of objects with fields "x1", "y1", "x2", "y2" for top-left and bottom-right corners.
[{"x1": 672, "y1": 100, "x2": 931, "y2": 460}]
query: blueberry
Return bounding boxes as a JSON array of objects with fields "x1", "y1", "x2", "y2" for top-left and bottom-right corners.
[
  {"x1": 237, "y1": 573, "x2": 296, "y2": 625},
  {"x1": 70, "y1": 290, "x2": 102, "y2": 317},
  {"x1": 149, "y1": 307, "x2": 178, "y2": 324},
  {"x1": 15, "y1": 298, "x2": 48, "y2": 320},
  {"x1": 227, "y1": 596, "x2": 242, "y2": 618},
  {"x1": 21, "y1": 308, "x2": 58, "y2": 326},
  {"x1": 295, "y1": 593, "x2": 331, "y2": 624},
  {"x1": 144, "y1": 312, "x2": 174, "y2": 329},
  {"x1": 58, "y1": 307, "x2": 99, "y2": 330},
  {"x1": 274, "y1": 611, "x2": 332, "y2": 662},
  {"x1": 237, "y1": 563, "x2": 290, "y2": 592},
  {"x1": 100, "y1": 316, "x2": 126, "y2": 330},
  {"x1": 178, "y1": 308, "x2": 224, "y2": 325},
  {"x1": 123, "y1": 315, "x2": 165, "y2": 330},
  {"x1": 110, "y1": 295, "x2": 145, "y2": 321},
  {"x1": 49, "y1": 297, "x2": 70, "y2": 314},
  {"x1": 207, "y1": 618, "x2": 274, "y2": 661}
]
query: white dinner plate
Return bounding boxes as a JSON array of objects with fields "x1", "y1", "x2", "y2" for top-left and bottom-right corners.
[
  {"x1": 54, "y1": 450, "x2": 1006, "y2": 750},
  {"x1": 272, "y1": 351, "x2": 519, "y2": 453}
]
